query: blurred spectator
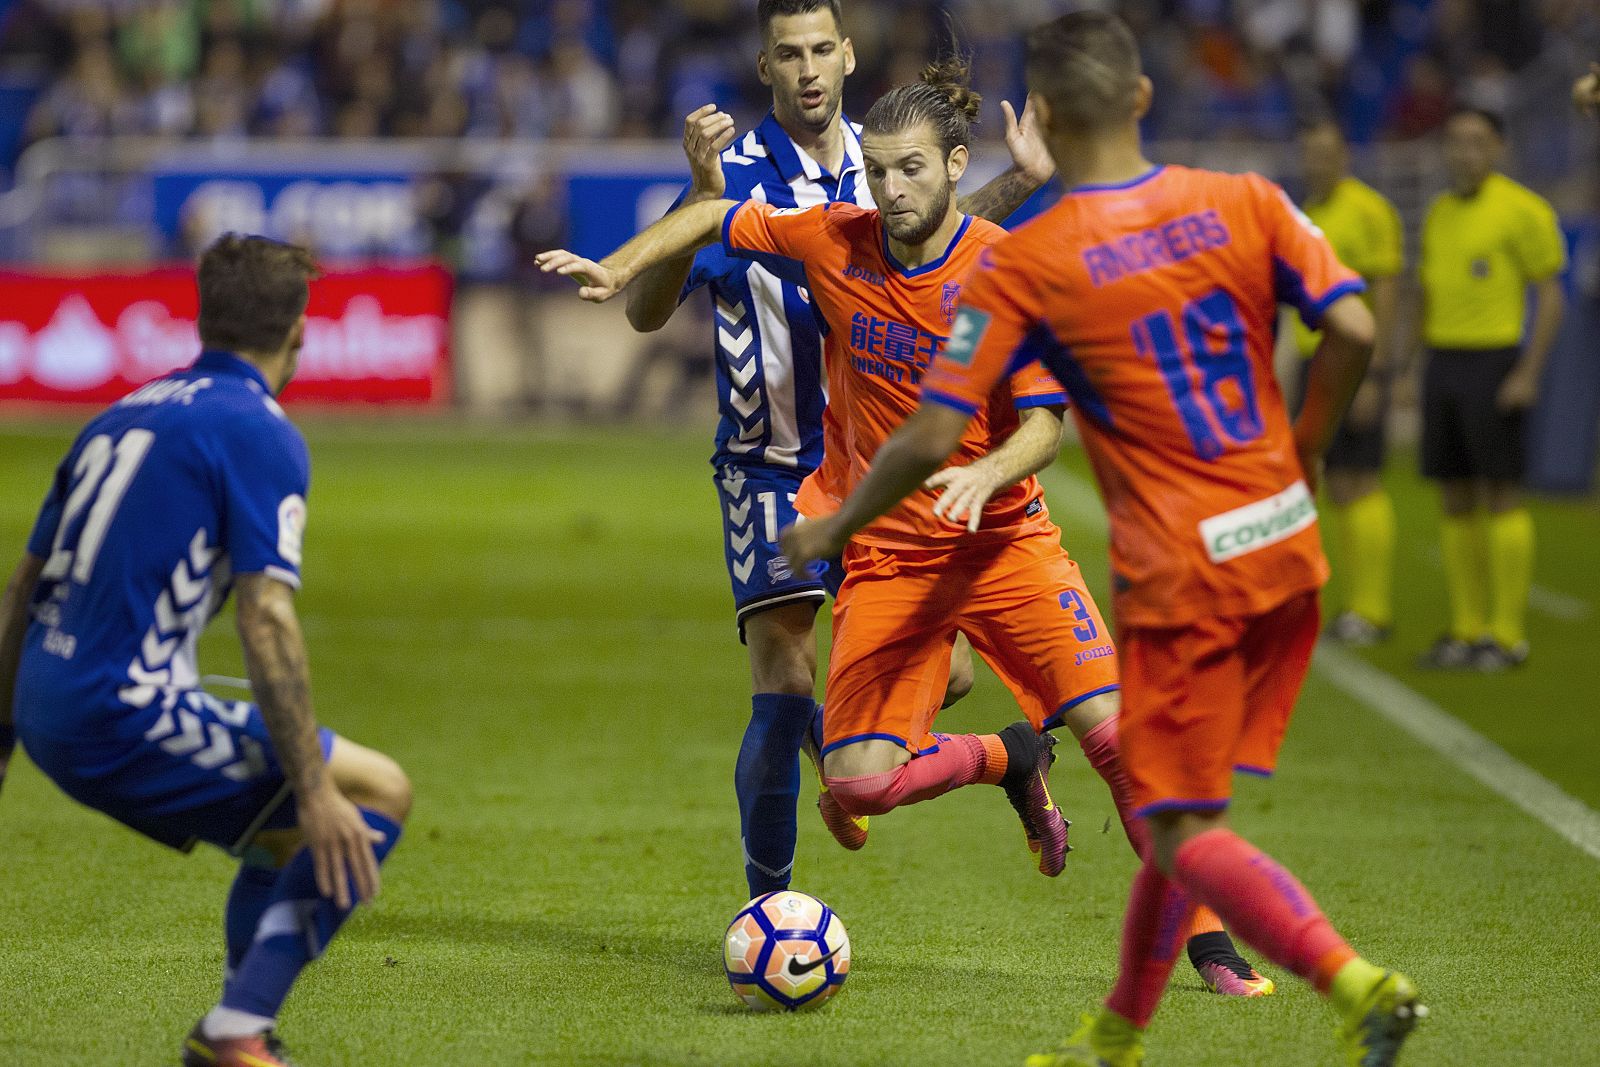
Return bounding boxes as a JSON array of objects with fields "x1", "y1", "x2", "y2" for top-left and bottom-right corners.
[{"x1": 4, "y1": 0, "x2": 1598, "y2": 149}]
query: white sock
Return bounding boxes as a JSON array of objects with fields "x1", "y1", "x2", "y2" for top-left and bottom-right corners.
[{"x1": 201, "y1": 1005, "x2": 275, "y2": 1041}]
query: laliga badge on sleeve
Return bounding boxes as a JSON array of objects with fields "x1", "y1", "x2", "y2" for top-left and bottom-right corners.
[{"x1": 277, "y1": 494, "x2": 307, "y2": 566}]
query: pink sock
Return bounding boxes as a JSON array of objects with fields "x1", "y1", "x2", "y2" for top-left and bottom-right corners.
[
  {"x1": 1105, "y1": 860, "x2": 1194, "y2": 1028},
  {"x1": 1078, "y1": 715, "x2": 1152, "y2": 860},
  {"x1": 1172, "y1": 828, "x2": 1355, "y2": 992},
  {"x1": 827, "y1": 735, "x2": 987, "y2": 817}
]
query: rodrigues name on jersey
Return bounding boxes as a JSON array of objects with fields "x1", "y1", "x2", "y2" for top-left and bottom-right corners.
[{"x1": 17, "y1": 349, "x2": 309, "y2": 742}]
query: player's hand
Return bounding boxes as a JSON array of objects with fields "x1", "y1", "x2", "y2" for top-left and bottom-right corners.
[
  {"x1": 1573, "y1": 63, "x2": 1600, "y2": 117},
  {"x1": 1001, "y1": 97, "x2": 1056, "y2": 187},
  {"x1": 1345, "y1": 378, "x2": 1384, "y2": 430},
  {"x1": 535, "y1": 250, "x2": 624, "y2": 302},
  {"x1": 684, "y1": 104, "x2": 737, "y2": 198},
  {"x1": 925, "y1": 462, "x2": 1002, "y2": 533},
  {"x1": 1496, "y1": 367, "x2": 1540, "y2": 411},
  {"x1": 779, "y1": 516, "x2": 846, "y2": 577},
  {"x1": 297, "y1": 782, "x2": 386, "y2": 910}
]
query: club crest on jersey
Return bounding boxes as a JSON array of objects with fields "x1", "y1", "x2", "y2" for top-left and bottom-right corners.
[
  {"x1": 943, "y1": 307, "x2": 990, "y2": 367},
  {"x1": 941, "y1": 283, "x2": 961, "y2": 326}
]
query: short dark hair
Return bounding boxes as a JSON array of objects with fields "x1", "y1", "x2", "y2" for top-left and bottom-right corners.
[
  {"x1": 1447, "y1": 106, "x2": 1506, "y2": 139},
  {"x1": 863, "y1": 55, "x2": 981, "y2": 158},
  {"x1": 757, "y1": 0, "x2": 843, "y2": 40},
  {"x1": 196, "y1": 234, "x2": 318, "y2": 354},
  {"x1": 1025, "y1": 10, "x2": 1142, "y2": 131}
]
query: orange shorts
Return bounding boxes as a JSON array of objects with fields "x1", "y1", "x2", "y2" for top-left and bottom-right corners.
[
  {"x1": 821, "y1": 529, "x2": 1120, "y2": 756},
  {"x1": 1118, "y1": 590, "x2": 1320, "y2": 818}
]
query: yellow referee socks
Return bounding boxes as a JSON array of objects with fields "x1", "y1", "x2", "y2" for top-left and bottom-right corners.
[
  {"x1": 1440, "y1": 514, "x2": 1490, "y2": 642},
  {"x1": 1337, "y1": 489, "x2": 1395, "y2": 627},
  {"x1": 1487, "y1": 508, "x2": 1535, "y2": 648}
]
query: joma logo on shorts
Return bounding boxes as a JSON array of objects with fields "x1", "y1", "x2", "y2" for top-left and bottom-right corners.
[
  {"x1": 1074, "y1": 644, "x2": 1115, "y2": 666},
  {"x1": 1198, "y1": 481, "x2": 1316, "y2": 564}
]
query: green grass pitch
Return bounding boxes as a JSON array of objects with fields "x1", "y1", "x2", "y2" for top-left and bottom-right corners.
[{"x1": 0, "y1": 420, "x2": 1596, "y2": 1066}]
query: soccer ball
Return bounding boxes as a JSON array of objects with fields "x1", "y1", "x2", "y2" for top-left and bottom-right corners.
[{"x1": 722, "y1": 890, "x2": 851, "y2": 1011}]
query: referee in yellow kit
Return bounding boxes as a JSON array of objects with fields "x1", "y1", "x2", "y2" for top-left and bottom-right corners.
[
  {"x1": 1417, "y1": 108, "x2": 1566, "y2": 671},
  {"x1": 1294, "y1": 120, "x2": 1404, "y2": 647}
]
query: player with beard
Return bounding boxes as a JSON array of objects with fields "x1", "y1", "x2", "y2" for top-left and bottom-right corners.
[
  {"x1": 537, "y1": 60, "x2": 1270, "y2": 991},
  {"x1": 619, "y1": 0, "x2": 1058, "y2": 906}
]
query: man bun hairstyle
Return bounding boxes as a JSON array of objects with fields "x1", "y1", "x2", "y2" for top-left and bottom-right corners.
[
  {"x1": 1025, "y1": 10, "x2": 1142, "y2": 132},
  {"x1": 197, "y1": 233, "x2": 318, "y2": 354},
  {"x1": 862, "y1": 54, "x2": 982, "y2": 158}
]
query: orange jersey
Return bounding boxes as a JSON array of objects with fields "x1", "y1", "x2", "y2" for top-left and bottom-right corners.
[
  {"x1": 723, "y1": 201, "x2": 1064, "y2": 549},
  {"x1": 924, "y1": 165, "x2": 1363, "y2": 627}
]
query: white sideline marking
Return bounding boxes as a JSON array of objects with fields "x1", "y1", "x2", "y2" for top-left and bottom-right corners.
[
  {"x1": 1314, "y1": 645, "x2": 1600, "y2": 862},
  {"x1": 1040, "y1": 463, "x2": 1600, "y2": 863}
]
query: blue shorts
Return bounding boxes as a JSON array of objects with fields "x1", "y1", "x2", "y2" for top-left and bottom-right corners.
[
  {"x1": 714, "y1": 462, "x2": 842, "y2": 640},
  {"x1": 20, "y1": 687, "x2": 335, "y2": 856}
]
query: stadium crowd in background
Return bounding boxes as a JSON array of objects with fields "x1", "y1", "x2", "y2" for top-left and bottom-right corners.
[{"x1": 1, "y1": 0, "x2": 1596, "y2": 174}]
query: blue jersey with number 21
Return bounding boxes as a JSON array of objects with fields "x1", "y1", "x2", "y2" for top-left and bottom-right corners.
[{"x1": 17, "y1": 350, "x2": 309, "y2": 744}]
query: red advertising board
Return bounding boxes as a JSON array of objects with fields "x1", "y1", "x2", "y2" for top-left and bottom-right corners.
[{"x1": 0, "y1": 263, "x2": 452, "y2": 405}]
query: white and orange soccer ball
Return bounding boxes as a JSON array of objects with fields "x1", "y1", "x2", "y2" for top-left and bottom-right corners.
[{"x1": 722, "y1": 890, "x2": 851, "y2": 1011}]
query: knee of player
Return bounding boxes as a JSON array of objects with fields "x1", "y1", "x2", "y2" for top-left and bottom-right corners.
[
  {"x1": 824, "y1": 774, "x2": 896, "y2": 817},
  {"x1": 940, "y1": 668, "x2": 974, "y2": 710},
  {"x1": 348, "y1": 751, "x2": 414, "y2": 824}
]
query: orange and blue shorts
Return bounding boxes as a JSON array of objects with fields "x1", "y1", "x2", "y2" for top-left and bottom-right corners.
[
  {"x1": 821, "y1": 528, "x2": 1120, "y2": 756},
  {"x1": 1117, "y1": 590, "x2": 1321, "y2": 818}
]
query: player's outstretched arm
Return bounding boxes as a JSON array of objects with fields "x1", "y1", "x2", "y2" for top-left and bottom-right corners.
[
  {"x1": 781, "y1": 403, "x2": 973, "y2": 570},
  {"x1": 957, "y1": 99, "x2": 1057, "y2": 224},
  {"x1": 1295, "y1": 294, "x2": 1375, "y2": 492},
  {"x1": 235, "y1": 573, "x2": 383, "y2": 910},
  {"x1": 926, "y1": 404, "x2": 1066, "y2": 533},
  {"x1": 627, "y1": 105, "x2": 738, "y2": 332},
  {"x1": 537, "y1": 198, "x2": 738, "y2": 304},
  {"x1": 0, "y1": 553, "x2": 45, "y2": 797}
]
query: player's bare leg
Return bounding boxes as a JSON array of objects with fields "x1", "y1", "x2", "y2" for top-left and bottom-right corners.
[
  {"x1": 1050, "y1": 693, "x2": 1272, "y2": 996},
  {"x1": 186, "y1": 738, "x2": 412, "y2": 1067}
]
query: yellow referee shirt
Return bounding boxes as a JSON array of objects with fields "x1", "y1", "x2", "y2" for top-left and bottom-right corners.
[
  {"x1": 1294, "y1": 177, "x2": 1403, "y2": 357},
  {"x1": 1421, "y1": 172, "x2": 1566, "y2": 350}
]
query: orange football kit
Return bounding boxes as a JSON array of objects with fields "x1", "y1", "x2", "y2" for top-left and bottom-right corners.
[
  {"x1": 723, "y1": 201, "x2": 1120, "y2": 756},
  {"x1": 923, "y1": 165, "x2": 1364, "y2": 817}
]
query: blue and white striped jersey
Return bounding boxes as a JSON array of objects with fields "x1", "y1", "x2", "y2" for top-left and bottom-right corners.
[{"x1": 680, "y1": 111, "x2": 876, "y2": 472}]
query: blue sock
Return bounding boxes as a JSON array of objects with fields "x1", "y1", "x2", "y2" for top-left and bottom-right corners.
[
  {"x1": 225, "y1": 864, "x2": 281, "y2": 975},
  {"x1": 736, "y1": 694, "x2": 814, "y2": 897},
  {"x1": 221, "y1": 808, "x2": 402, "y2": 1021}
]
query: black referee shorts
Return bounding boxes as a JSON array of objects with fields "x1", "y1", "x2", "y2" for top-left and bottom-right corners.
[{"x1": 1421, "y1": 346, "x2": 1525, "y2": 482}]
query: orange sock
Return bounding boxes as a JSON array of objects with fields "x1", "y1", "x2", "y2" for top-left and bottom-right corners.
[
  {"x1": 1182, "y1": 906, "x2": 1226, "y2": 940},
  {"x1": 976, "y1": 734, "x2": 1009, "y2": 785}
]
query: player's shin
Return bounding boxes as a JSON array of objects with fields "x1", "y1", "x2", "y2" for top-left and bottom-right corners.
[
  {"x1": 735, "y1": 694, "x2": 814, "y2": 896},
  {"x1": 1169, "y1": 827, "x2": 1354, "y2": 994},
  {"x1": 208, "y1": 808, "x2": 403, "y2": 1037},
  {"x1": 1105, "y1": 860, "x2": 1193, "y2": 1028},
  {"x1": 224, "y1": 860, "x2": 282, "y2": 979},
  {"x1": 1073, "y1": 714, "x2": 1150, "y2": 858}
]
